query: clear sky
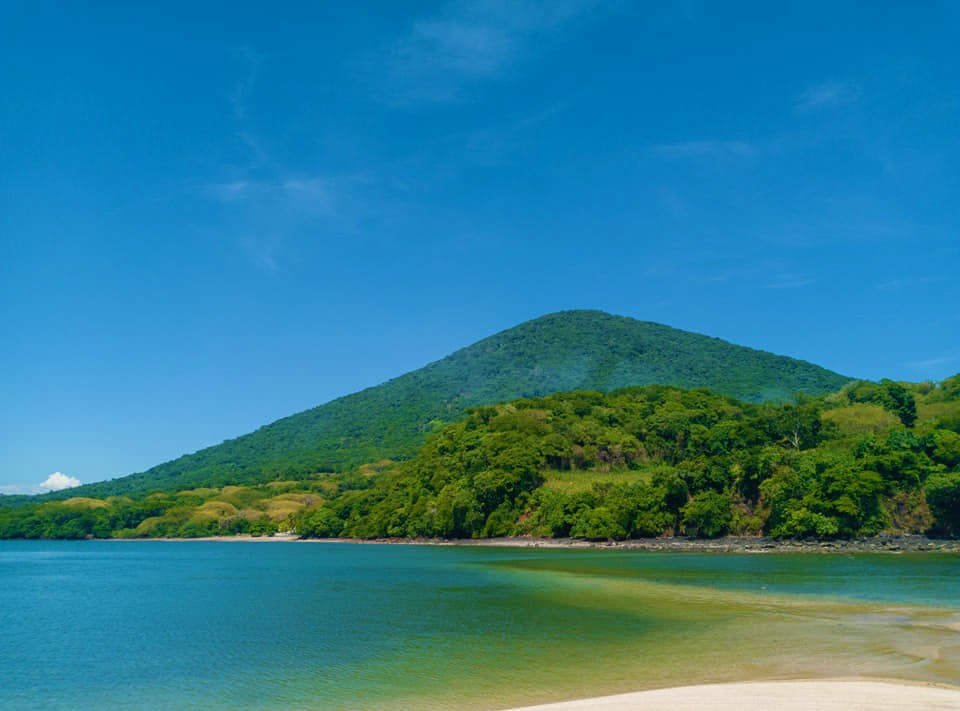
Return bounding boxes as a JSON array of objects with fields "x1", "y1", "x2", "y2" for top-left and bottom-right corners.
[{"x1": 2, "y1": 1, "x2": 958, "y2": 493}]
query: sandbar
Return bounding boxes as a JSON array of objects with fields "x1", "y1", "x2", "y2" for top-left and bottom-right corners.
[{"x1": 507, "y1": 680, "x2": 960, "y2": 710}]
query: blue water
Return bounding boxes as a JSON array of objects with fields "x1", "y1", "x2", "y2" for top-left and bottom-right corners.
[{"x1": 1, "y1": 541, "x2": 958, "y2": 710}]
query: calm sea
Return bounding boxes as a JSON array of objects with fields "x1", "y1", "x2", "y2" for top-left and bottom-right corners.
[{"x1": 1, "y1": 541, "x2": 958, "y2": 710}]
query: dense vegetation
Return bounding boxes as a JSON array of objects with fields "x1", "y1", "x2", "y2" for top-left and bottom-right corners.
[
  {"x1": 26, "y1": 311, "x2": 849, "y2": 500},
  {"x1": 3, "y1": 375, "x2": 958, "y2": 541}
]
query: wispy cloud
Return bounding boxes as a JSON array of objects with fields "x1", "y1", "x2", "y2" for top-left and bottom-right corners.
[
  {"x1": 239, "y1": 236, "x2": 280, "y2": 273},
  {"x1": 440, "y1": 96, "x2": 578, "y2": 166},
  {"x1": 651, "y1": 140, "x2": 756, "y2": 158},
  {"x1": 229, "y1": 46, "x2": 262, "y2": 121},
  {"x1": 642, "y1": 254, "x2": 801, "y2": 289},
  {"x1": 366, "y1": 0, "x2": 600, "y2": 105},
  {"x1": 877, "y1": 276, "x2": 943, "y2": 290},
  {"x1": 907, "y1": 354, "x2": 960, "y2": 370},
  {"x1": 205, "y1": 178, "x2": 337, "y2": 215},
  {"x1": 202, "y1": 175, "x2": 350, "y2": 272},
  {"x1": 905, "y1": 352, "x2": 960, "y2": 380},
  {"x1": 797, "y1": 81, "x2": 858, "y2": 112},
  {"x1": 206, "y1": 180, "x2": 257, "y2": 203},
  {"x1": 657, "y1": 187, "x2": 688, "y2": 220},
  {"x1": 200, "y1": 47, "x2": 362, "y2": 273},
  {"x1": 766, "y1": 277, "x2": 815, "y2": 289},
  {"x1": 0, "y1": 484, "x2": 29, "y2": 496}
]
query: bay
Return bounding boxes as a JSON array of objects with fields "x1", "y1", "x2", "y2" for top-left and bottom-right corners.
[{"x1": 1, "y1": 541, "x2": 958, "y2": 710}]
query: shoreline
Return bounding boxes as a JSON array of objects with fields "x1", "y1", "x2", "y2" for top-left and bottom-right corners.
[
  {"x1": 503, "y1": 679, "x2": 960, "y2": 710},
  {"x1": 94, "y1": 533, "x2": 960, "y2": 552}
]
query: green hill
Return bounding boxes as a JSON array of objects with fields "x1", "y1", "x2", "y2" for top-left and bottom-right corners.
[
  {"x1": 41, "y1": 310, "x2": 850, "y2": 498},
  {"x1": 8, "y1": 376, "x2": 958, "y2": 541}
]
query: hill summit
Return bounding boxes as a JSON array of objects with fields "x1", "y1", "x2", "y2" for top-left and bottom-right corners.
[{"x1": 62, "y1": 310, "x2": 850, "y2": 497}]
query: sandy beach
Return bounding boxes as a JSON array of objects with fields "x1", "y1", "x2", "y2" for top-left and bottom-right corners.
[{"x1": 507, "y1": 680, "x2": 960, "y2": 710}]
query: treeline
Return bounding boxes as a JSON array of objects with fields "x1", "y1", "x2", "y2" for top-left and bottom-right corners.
[
  {"x1": 0, "y1": 481, "x2": 334, "y2": 540},
  {"x1": 296, "y1": 377, "x2": 960, "y2": 541},
  {"x1": 2, "y1": 376, "x2": 958, "y2": 541}
]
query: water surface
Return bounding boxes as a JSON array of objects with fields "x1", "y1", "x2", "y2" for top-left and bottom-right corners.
[{"x1": 1, "y1": 541, "x2": 957, "y2": 710}]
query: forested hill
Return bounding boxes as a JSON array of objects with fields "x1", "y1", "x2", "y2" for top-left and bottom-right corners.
[
  {"x1": 5, "y1": 376, "x2": 958, "y2": 541},
  {"x1": 37, "y1": 310, "x2": 850, "y2": 498}
]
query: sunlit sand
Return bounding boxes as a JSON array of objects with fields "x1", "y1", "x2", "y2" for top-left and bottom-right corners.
[{"x1": 507, "y1": 679, "x2": 960, "y2": 710}]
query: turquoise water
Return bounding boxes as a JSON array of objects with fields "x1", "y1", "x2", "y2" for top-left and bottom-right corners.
[{"x1": 1, "y1": 541, "x2": 958, "y2": 710}]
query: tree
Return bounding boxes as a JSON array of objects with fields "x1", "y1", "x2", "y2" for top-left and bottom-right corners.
[
  {"x1": 771, "y1": 396, "x2": 823, "y2": 450},
  {"x1": 681, "y1": 490, "x2": 733, "y2": 538},
  {"x1": 880, "y1": 380, "x2": 917, "y2": 428},
  {"x1": 570, "y1": 506, "x2": 627, "y2": 540},
  {"x1": 926, "y1": 471, "x2": 960, "y2": 536}
]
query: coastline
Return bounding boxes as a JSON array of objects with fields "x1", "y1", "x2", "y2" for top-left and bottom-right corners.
[
  {"x1": 99, "y1": 533, "x2": 960, "y2": 552},
  {"x1": 504, "y1": 679, "x2": 960, "y2": 711}
]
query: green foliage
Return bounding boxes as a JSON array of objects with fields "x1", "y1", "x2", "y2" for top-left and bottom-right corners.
[
  {"x1": 821, "y1": 404, "x2": 899, "y2": 437},
  {"x1": 570, "y1": 506, "x2": 627, "y2": 541},
  {"x1": 0, "y1": 483, "x2": 325, "y2": 539},
  {"x1": 880, "y1": 380, "x2": 918, "y2": 428},
  {"x1": 928, "y1": 374, "x2": 960, "y2": 403},
  {"x1": 297, "y1": 386, "x2": 784, "y2": 540},
  {"x1": 845, "y1": 379, "x2": 917, "y2": 428},
  {"x1": 6, "y1": 369, "x2": 960, "y2": 542},
  {"x1": 760, "y1": 451, "x2": 887, "y2": 538},
  {"x1": 926, "y1": 471, "x2": 960, "y2": 536},
  {"x1": 681, "y1": 491, "x2": 733, "y2": 538},
  {"x1": 31, "y1": 310, "x2": 850, "y2": 499},
  {"x1": 297, "y1": 508, "x2": 343, "y2": 538}
]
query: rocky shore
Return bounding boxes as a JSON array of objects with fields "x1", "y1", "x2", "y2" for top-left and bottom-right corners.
[
  {"x1": 123, "y1": 533, "x2": 960, "y2": 552},
  {"x1": 434, "y1": 534, "x2": 960, "y2": 553}
]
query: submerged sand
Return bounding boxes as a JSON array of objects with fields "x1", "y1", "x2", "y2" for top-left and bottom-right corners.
[{"x1": 507, "y1": 680, "x2": 960, "y2": 710}]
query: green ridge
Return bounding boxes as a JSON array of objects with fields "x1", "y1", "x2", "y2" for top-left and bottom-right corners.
[
  {"x1": 5, "y1": 375, "x2": 959, "y2": 540},
  {"x1": 30, "y1": 310, "x2": 850, "y2": 498}
]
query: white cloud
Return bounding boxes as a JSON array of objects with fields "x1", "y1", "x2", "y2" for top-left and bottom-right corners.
[
  {"x1": 797, "y1": 81, "x2": 857, "y2": 111},
  {"x1": 0, "y1": 473, "x2": 83, "y2": 496},
  {"x1": 38, "y1": 472, "x2": 82, "y2": 492}
]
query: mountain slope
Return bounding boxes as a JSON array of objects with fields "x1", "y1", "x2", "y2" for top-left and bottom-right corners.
[{"x1": 53, "y1": 310, "x2": 850, "y2": 498}]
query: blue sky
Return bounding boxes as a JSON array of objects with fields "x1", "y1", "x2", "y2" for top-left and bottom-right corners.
[{"x1": 2, "y1": 1, "x2": 958, "y2": 493}]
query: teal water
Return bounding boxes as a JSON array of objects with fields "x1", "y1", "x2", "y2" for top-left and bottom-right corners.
[{"x1": 1, "y1": 541, "x2": 958, "y2": 710}]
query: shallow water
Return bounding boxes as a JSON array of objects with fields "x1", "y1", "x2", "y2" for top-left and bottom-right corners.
[{"x1": 1, "y1": 541, "x2": 957, "y2": 710}]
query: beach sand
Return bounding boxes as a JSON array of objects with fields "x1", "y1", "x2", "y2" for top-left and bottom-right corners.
[{"x1": 507, "y1": 680, "x2": 960, "y2": 710}]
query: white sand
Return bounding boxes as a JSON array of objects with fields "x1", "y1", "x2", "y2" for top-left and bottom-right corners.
[{"x1": 507, "y1": 680, "x2": 960, "y2": 710}]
